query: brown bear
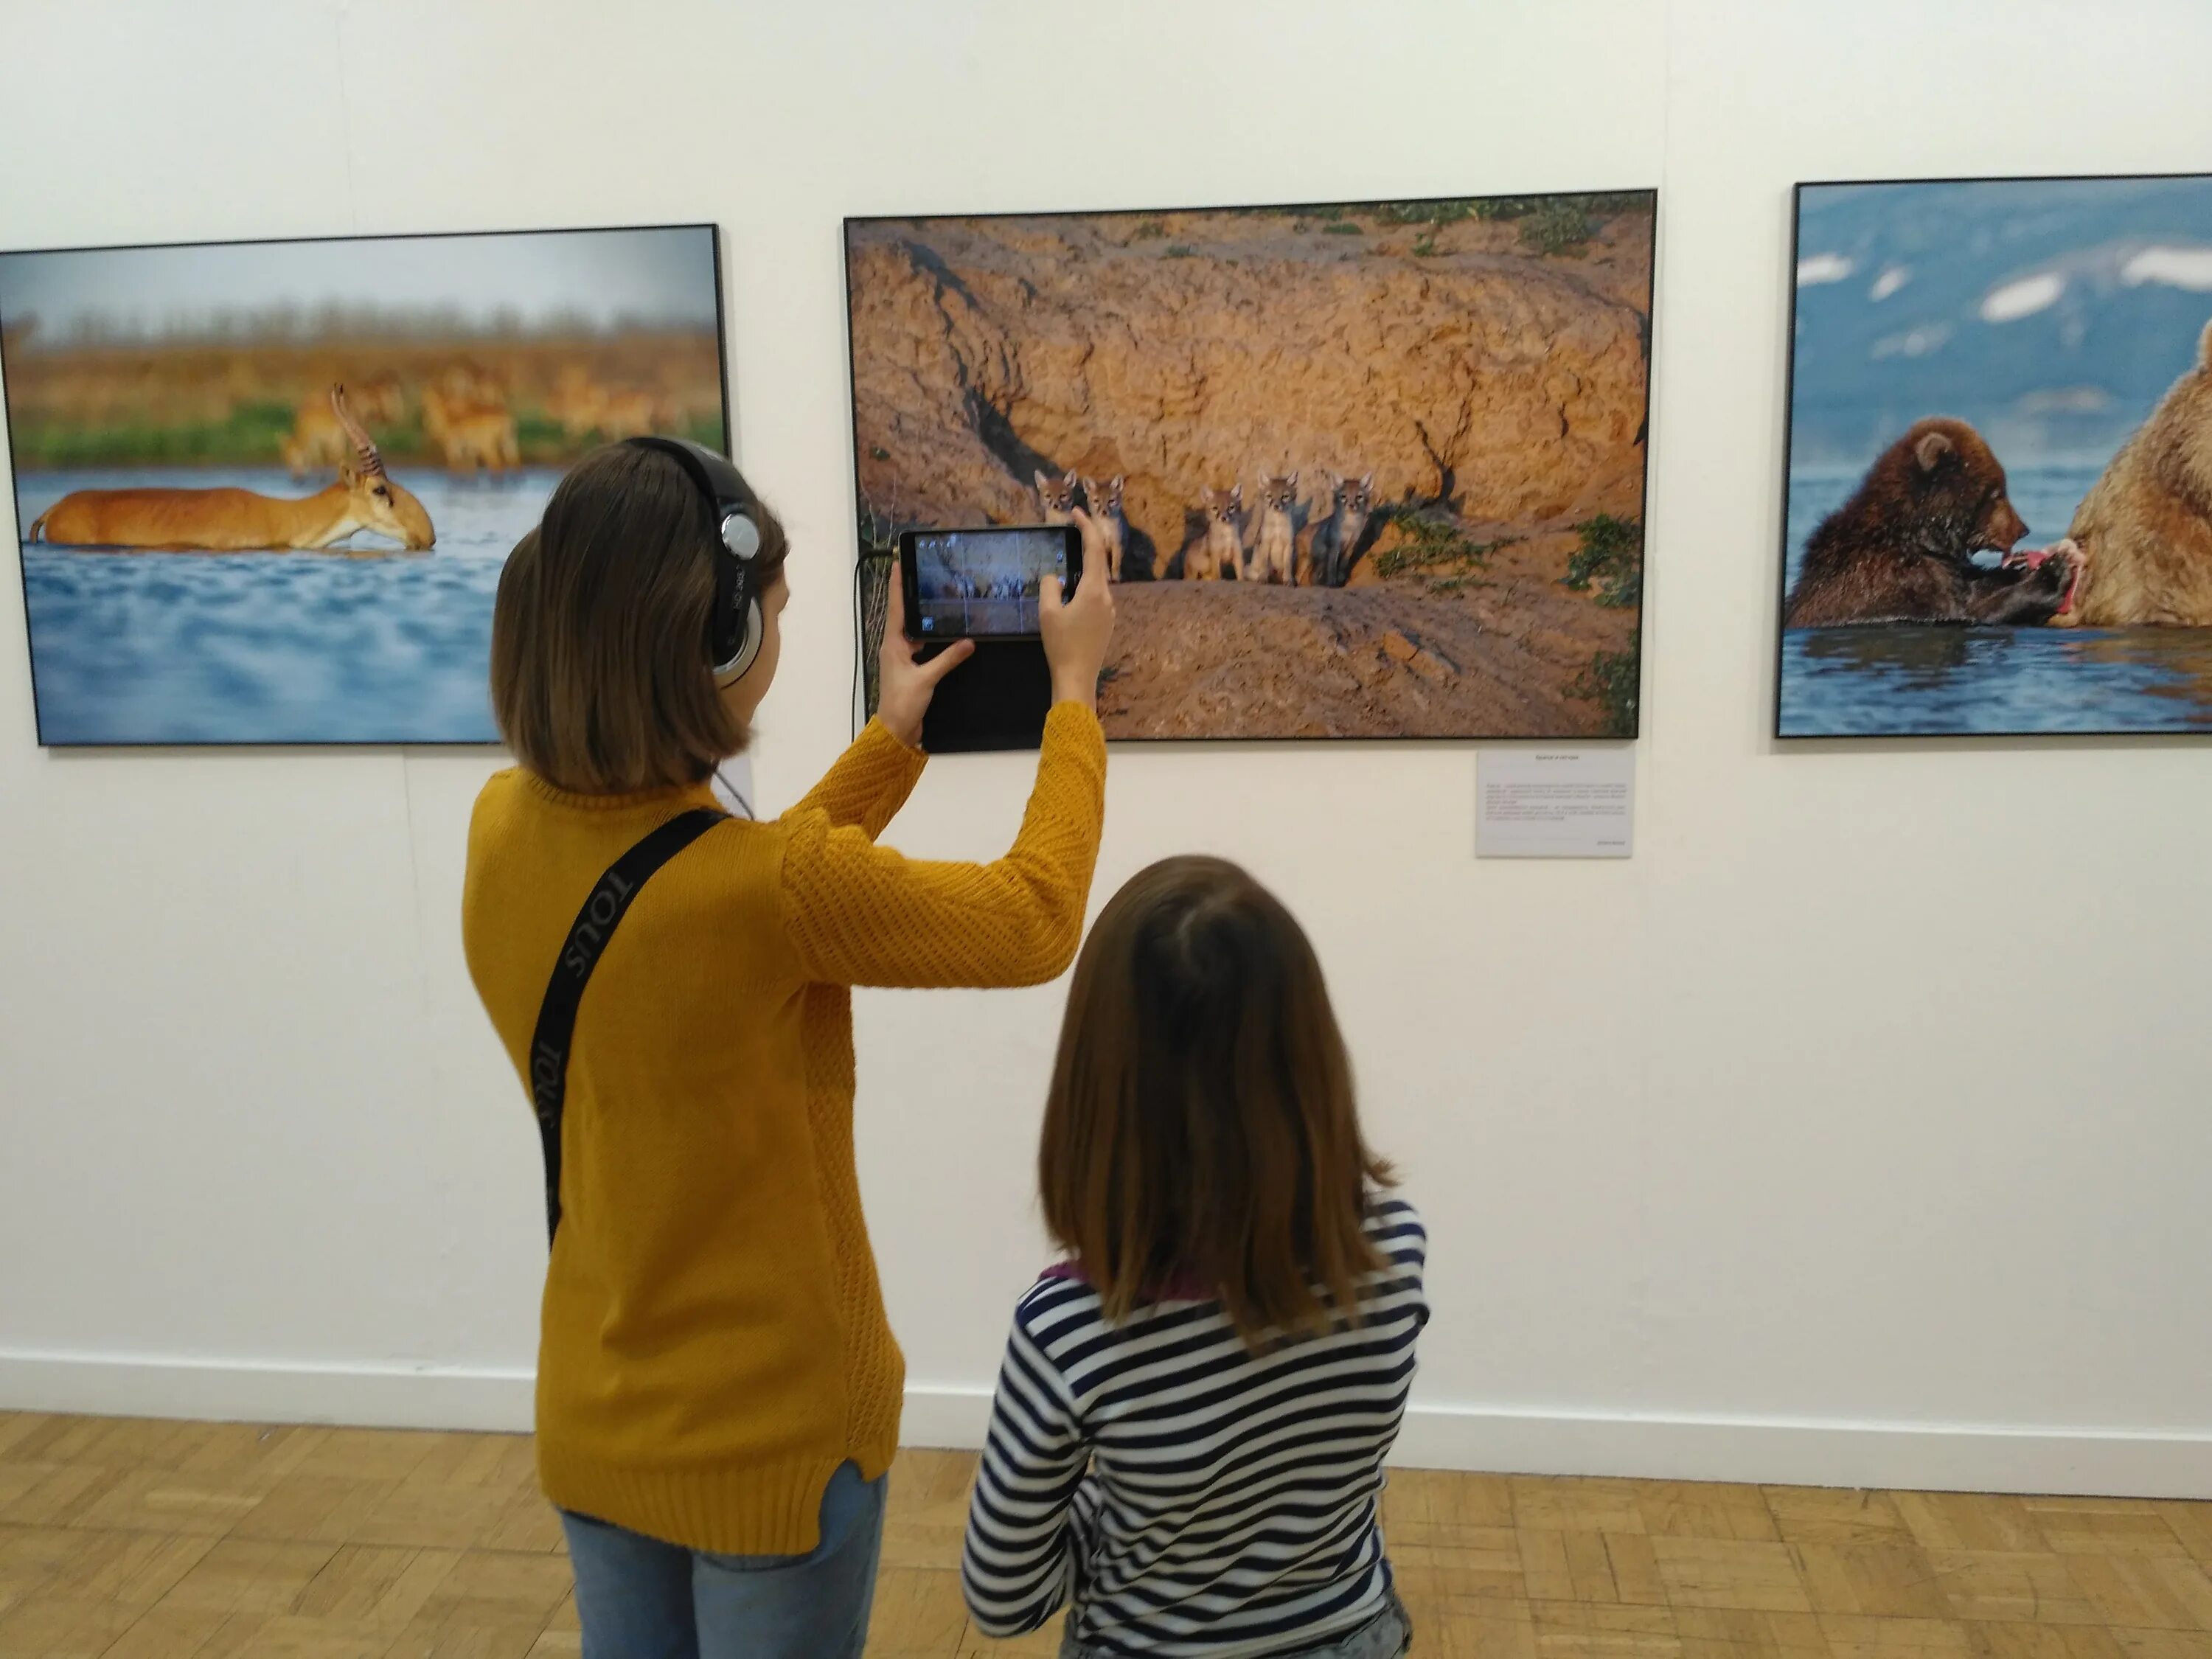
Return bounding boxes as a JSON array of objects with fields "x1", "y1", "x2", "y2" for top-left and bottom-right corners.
[
  {"x1": 1784, "y1": 417, "x2": 2076, "y2": 627},
  {"x1": 2061, "y1": 319, "x2": 2212, "y2": 626}
]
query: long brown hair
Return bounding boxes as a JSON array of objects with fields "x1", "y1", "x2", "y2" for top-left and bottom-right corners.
[
  {"x1": 490, "y1": 443, "x2": 788, "y2": 793},
  {"x1": 1038, "y1": 855, "x2": 1395, "y2": 1344}
]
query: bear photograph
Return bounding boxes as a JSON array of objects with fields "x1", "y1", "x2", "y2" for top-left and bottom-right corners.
[
  {"x1": 1778, "y1": 174, "x2": 2212, "y2": 737},
  {"x1": 844, "y1": 192, "x2": 1655, "y2": 741}
]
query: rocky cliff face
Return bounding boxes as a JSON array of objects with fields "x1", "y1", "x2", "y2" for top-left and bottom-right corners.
[{"x1": 846, "y1": 204, "x2": 1651, "y2": 553}]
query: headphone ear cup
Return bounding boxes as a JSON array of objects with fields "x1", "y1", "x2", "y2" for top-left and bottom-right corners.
[
  {"x1": 712, "y1": 552, "x2": 763, "y2": 686},
  {"x1": 714, "y1": 596, "x2": 764, "y2": 686}
]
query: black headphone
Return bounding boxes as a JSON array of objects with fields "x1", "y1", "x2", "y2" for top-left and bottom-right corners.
[{"x1": 626, "y1": 436, "x2": 766, "y2": 685}]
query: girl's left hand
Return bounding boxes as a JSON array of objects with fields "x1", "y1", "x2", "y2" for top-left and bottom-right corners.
[{"x1": 877, "y1": 575, "x2": 975, "y2": 749}]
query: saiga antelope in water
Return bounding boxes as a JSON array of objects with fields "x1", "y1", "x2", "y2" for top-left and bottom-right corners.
[{"x1": 31, "y1": 386, "x2": 434, "y2": 552}]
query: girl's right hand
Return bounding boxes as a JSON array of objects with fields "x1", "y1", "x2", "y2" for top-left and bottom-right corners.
[{"x1": 1040, "y1": 509, "x2": 1117, "y2": 709}]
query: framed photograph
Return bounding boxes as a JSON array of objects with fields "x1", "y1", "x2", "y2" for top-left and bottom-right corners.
[
  {"x1": 844, "y1": 191, "x2": 1655, "y2": 742},
  {"x1": 1778, "y1": 174, "x2": 2212, "y2": 737},
  {"x1": 1, "y1": 223, "x2": 728, "y2": 746}
]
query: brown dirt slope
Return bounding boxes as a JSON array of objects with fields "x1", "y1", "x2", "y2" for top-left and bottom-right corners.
[{"x1": 1101, "y1": 555, "x2": 1632, "y2": 742}]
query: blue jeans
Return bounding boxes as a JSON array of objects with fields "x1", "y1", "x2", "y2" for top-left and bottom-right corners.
[{"x1": 561, "y1": 1462, "x2": 888, "y2": 1659}]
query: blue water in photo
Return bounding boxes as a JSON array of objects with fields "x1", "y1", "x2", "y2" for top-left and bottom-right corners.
[
  {"x1": 15, "y1": 466, "x2": 558, "y2": 745},
  {"x1": 1779, "y1": 459, "x2": 2212, "y2": 736}
]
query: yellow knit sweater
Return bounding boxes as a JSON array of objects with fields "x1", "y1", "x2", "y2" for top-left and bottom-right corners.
[{"x1": 461, "y1": 705, "x2": 1106, "y2": 1554}]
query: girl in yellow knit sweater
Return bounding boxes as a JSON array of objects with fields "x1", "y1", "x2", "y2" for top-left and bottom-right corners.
[{"x1": 462, "y1": 442, "x2": 1113, "y2": 1658}]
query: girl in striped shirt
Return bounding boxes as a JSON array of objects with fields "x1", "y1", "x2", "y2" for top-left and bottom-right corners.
[{"x1": 961, "y1": 855, "x2": 1428, "y2": 1658}]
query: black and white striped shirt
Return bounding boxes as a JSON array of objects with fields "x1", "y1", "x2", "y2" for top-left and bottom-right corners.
[{"x1": 961, "y1": 1197, "x2": 1427, "y2": 1657}]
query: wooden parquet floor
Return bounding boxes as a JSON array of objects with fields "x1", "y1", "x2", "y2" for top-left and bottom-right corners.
[{"x1": 0, "y1": 1412, "x2": 2208, "y2": 1657}]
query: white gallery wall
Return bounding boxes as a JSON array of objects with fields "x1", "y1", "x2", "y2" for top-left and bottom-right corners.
[{"x1": 2, "y1": 0, "x2": 2208, "y2": 1498}]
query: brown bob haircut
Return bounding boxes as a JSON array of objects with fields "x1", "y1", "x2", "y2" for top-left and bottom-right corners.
[
  {"x1": 1039, "y1": 855, "x2": 1396, "y2": 1345},
  {"x1": 490, "y1": 442, "x2": 788, "y2": 793}
]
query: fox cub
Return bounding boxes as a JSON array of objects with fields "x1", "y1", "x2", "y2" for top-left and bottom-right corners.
[
  {"x1": 1034, "y1": 469, "x2": 1080, "y2": 524},
  {"x1": 1188, "y1": 486, "x2": 1245, "y2": 580},
  {"x1": 1248, "y1": 470, "x2": 1299, "y2": 585},
  {"x1": 1304, "y1": 470, "x2": 1374, "y2": 588},
  {"x1": 1080, "y1": 473, "x2": 1127, "y2": 580}
]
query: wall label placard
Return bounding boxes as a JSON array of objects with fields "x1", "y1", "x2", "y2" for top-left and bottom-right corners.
[{"x1": 1476, "y1": 748, "x2": 1634, "y2": 858}]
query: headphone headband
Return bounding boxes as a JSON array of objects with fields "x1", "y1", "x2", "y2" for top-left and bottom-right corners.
[
  {"x1": 629, "y1": 437, "x2": 761, "y2": 558},
  {"x1": 626, "y1": 437, "x2": 765, "y2": 684}
]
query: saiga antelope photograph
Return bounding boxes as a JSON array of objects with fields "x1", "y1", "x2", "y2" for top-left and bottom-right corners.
[{"x1": 1, "y1": 224, "x2": 727, "y2": 745}]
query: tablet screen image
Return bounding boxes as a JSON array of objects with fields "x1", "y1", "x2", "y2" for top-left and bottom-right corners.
[{"x1": 905, "y1": 525, "x2": 1073, "y2": 639}]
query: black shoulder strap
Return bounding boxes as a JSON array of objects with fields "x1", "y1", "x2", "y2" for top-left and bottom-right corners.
[{"x1": 529, "y1": 807, "x2": 726, "y2": 1245}]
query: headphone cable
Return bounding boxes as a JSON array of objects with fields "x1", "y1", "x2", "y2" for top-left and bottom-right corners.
[
  {"x1": 714, "y1": 766, "x2": 755, "y2": 821},
  {"x1": 852, "y1": 554, "x2": 870, "y2": 741}
]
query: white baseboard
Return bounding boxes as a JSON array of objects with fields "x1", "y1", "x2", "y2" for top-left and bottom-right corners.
[
  {"x1": 0, "y1": 1349, "x2": 537, "y2": 1435},
  {"x1": 4, "y1": 1352, "x2": 2207, "y2": 1498},
  {"x1": 1380, "y1": 1402, "x2": 2212, "y2": 1500},
  {"x1": 897, "y1": 1384, "x2": 2212, "y2": 1498}
]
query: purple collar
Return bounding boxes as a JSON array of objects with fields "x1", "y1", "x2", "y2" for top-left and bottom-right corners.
[{"x1": 1042, "y1": 1259, "x2": 1214, "y2": 1304}]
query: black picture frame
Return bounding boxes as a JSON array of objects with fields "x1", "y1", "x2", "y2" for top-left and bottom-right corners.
[
  {"x1": 1773, "y1": 170, "x2": 2212, "y2": 741},
  {"x1": 1, "y1": 220, "x2": 731, "y2": 749},
  {"x1": 841, "y1": 189, "x2": 1658, "y2": 745}
]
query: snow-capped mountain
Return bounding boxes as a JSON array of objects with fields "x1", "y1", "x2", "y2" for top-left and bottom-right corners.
[{"x1": 1788, "y1": 175, "x2": 2212, "y2": 465}]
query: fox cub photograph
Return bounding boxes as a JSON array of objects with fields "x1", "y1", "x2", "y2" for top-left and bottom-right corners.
[
  {"x1": 1780, "y1": 174, "x2": 2212, "y2": 737},
  {"x1": 845, "y1": 192, "x2": 1655, "y2": 740}
]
